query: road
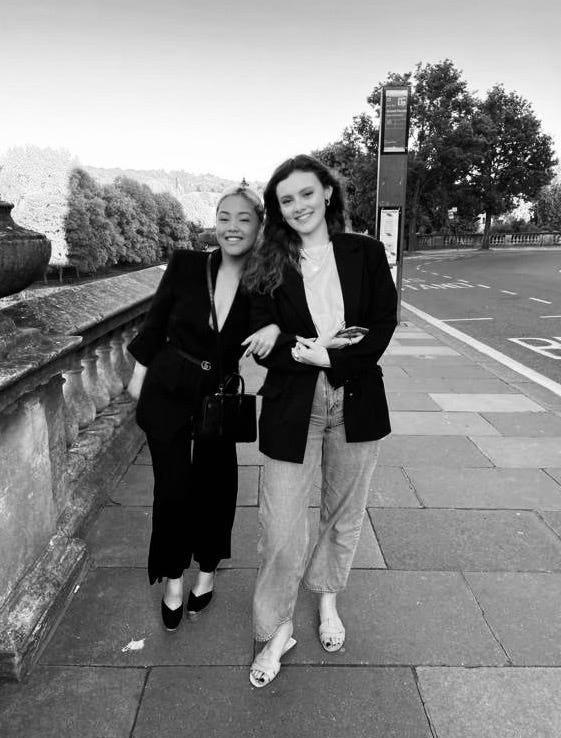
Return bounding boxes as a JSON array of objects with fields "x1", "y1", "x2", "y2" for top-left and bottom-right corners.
[{"x1": 401, "y1": 250, "x2": 561, "y2": 384}]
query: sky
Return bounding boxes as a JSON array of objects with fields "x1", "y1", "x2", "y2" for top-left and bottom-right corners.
[{"x1": 2, "y1": 0, "x2": 560, "y2": 182}]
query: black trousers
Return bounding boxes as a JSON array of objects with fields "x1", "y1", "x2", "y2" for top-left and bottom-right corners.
[{"x1": 146, "y1": 424, "x2": 238, "y2": 584}]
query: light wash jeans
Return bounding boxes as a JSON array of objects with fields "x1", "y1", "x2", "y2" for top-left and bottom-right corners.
[{"x1": 253, "y1": 371, "x2": 380, "y2": 641}]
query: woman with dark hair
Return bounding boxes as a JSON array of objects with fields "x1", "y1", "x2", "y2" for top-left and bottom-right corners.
[
  {"x1": 243, "y1": 155, "x2": 397, "y2": 687},
  {"x1": 127, "y1": 184, "x2": 279, "y2": 631}
]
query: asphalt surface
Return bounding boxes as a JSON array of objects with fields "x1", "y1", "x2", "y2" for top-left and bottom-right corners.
[{"x1": 401, "y1": 249, "x2": 561, "y2": 384}]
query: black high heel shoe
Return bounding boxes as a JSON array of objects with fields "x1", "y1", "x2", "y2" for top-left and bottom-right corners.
[
  {"x1": 161, "y1": 598, "x2": 183, "y2": 631},
  {"x1": 185, "y1": 573, "x2": 215, "y2": 621}
]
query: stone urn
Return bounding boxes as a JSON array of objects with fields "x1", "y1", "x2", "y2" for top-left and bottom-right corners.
[{"x1": 0, "y1": 201, "x2": 52, "y2": 298}]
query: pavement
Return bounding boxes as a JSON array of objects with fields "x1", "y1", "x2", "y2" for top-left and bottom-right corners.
[{"x1": 3, "y1": 311, "x2": 561, "y2": 737}]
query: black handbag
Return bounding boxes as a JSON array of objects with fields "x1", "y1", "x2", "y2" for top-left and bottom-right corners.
[{"x1": 194, "y1": 254, "x2": 257, "y2": 443}]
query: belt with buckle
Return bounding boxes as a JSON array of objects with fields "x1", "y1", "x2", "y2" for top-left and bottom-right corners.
[{"x1": 170, "y1": 345, "x2": 212, "y2": 371}]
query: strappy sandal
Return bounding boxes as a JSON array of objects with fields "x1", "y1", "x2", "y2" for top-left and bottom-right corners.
[
  {"x1": 249, "y1": 637, "x2": 297, "y2": 688},
  {"x1": 319, "y1": 617, "x2": 346, "y2": 652}
]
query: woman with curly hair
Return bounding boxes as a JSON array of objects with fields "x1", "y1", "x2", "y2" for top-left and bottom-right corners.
[{"x1": 243, "y1": 155, "x2": 397, "y2": 687}]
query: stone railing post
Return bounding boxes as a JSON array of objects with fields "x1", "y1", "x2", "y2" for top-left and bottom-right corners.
[
  {"x1": 81, "y1": 350, "x2": 111, "y2": 412},
  {"x1": 110, "y1": 330, "x2": 133, "y2": 388},
  {"x1": 62, "y1": 360, "x2": 97, "y2": 429},
  {"x1": 95, "y1": 342, "x2": 123, "y2": 399}
]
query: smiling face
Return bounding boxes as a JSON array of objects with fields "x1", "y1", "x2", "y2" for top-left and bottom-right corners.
[
  {"x1": 215, "y1": 194, "x2": 261, "y2": 260},
  {"x1": 276, "y1": 171, "x2": 333, "y2": 245}
]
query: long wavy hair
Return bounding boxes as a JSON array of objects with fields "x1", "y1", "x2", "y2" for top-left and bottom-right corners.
[{"x1": 242, "y1": 155, "x2": 346, "y2": 295}]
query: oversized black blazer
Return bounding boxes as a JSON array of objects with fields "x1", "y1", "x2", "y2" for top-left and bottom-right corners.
[
  {"x1": 128, "y1": 249, "x2": 251, "y2": 442},
  {"x1": 250, "y1": 232, "x2": 397, "y2": 463}
]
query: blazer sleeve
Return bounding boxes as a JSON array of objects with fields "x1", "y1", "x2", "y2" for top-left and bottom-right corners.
[
  {"x1": 327, "y1": 241, "x2": 397, "y2": 385},
  {"x1": 249, "y1": 292, "x2": 317, "y2": 373},
  {"x1": 127, "y1": 252, "x2": 179, "y2": 366}
]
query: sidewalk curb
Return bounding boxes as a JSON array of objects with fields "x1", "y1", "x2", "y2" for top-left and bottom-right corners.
[{"x1": 400, "y1": 303, "x2": 561, "y2": 413}]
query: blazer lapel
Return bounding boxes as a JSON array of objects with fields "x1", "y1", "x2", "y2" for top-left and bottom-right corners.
[
  {"x1": 279, "y1": 263, "x2": 317, "y2": 337},
  {"x1": 333, "y1": 234, "x2": 363, "y2": 327}
]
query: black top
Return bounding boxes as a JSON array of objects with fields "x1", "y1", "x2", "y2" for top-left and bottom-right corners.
[
  {"x1": 250, "y1": 233, "x2": 398, "y2": 463},
  {"x1": 128, "y1": 249, "x2": 251, "y2": 440}
]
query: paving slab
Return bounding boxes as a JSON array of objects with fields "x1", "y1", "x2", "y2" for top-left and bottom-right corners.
[
  {"x1": 133, "y1": 444, "x2": 151, "y2": 465},
  {"x1": 41, "y1": 568, "x2": 255, "y2": 666},
  {"x1": 223, "y1": 508, "x2": 385, "y2": 569},
  {"x1": 369, "y1": 509, "x2": 561, "y2": 571},
  {"x1": 430, "y1": 393, "x2": 544, "y2": 412},
  {"x1": 133, "y1": 666, "x2": 431, "y2": 738},
  {"x1": 546, "y1": 468, "x2": 561, "y2": 485},
  {"x1": 482, "y1": 411, "x2": 561, "y2": 437},
  {"x1": 110, "y1": 462, "x2": 153, "y2": 505},
  {"x1": 387, "y1": 392, "x2": 441, "y2": 411},
  {"x1": 542, "y1": 510, "x2": 561, "y2": 537},
  {"x1": 386, "y1": 345, "x2": 459, "y2": 356},
  {"x1": 442, "y1": 378, "x2": 519, "y2": 394},
  {"x1": 470, "y1": 437, "x2": 561, "y2": 468},
  {"x1": 379, "y1": 365, "x2": 410, "y2": 381},
  {"x1": 393, "y1": 330, "x2": 434, "y2": 339},
  {"x1": 379, "y1": 436, "x2": 494, "y2": 467},
  {"x1": 390, "y1": 411, "x2": 499, "y2": 436},
  {"x1": 290, "y1": 571, "x2": 506, "y2": 666},
  {"x1": 85, "y1": 506, "x2": 151, "y2": 567},
  {"x1": 466, "y1": 572, "x2": 561, "y2": 665},
  {"x1": 406, "y1": 467, "x2": 561, "y2": 510},
  {"x1": 368, "y1": 466, "x2": 421, "y2": 507},
  {"x1": 0, "y1": 666, "x2": 145, "y2": 738},
  {"x1": 237, "y1": 444, "x2": 265, "y2": 466},
  {"x1": 401, "y1": 363, "x2": 496, "y2": 379},
  {"x1": 112, "y1": 459, "x2": 259, "y2": 507},
  {"x1": 417, "y1": 667, "x2": 561, "y2": 738},
  {"x1": 384, "y1": 377, "x2": 464, "y2": 392}
]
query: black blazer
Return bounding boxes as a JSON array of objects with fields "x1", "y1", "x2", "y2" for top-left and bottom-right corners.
[
  {"x1": 250, "y1": 233, "x2": 397, "y2": 463},
  {"x1": 128, "y1": 249, "x2": 250, "y2": 441}
]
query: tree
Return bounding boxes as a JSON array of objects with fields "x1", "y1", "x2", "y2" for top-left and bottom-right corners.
[
  {"x1": 469, "y1": 85, "x2": 557, "y2": 248},
  {"x1": 314, "y1": 113, "x2": 379, "y2": 233},
  {"x1": 153, "y1": 191, "x2": 190, "y2": 257},
  {"x1": 534, "y1": 183, "x2": 561, "y2": 231},
  {"x1": 114, "y1": 176, "x2": 160, "y2": 263}
]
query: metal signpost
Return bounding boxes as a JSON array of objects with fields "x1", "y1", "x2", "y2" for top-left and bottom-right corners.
[{"x1": 376, "y1": 86, "x2": 411, "y2": 321}]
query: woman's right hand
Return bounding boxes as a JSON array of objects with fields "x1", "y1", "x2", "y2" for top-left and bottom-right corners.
[
  {"x1": 127, "y1": 362, "x2": 147, "y2": 400},
  {"x1": 317, "y1": 329, "x2": 366, "y2": 350}
]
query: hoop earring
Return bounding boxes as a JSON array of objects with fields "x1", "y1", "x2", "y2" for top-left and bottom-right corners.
[{"x1": 325, "y1": 198, "x2": 331, "y2": 207}]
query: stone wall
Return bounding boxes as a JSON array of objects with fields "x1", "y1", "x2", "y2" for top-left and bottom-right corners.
[{"x1": 0, "y1": 266, "x2": 164, "y2": 680}]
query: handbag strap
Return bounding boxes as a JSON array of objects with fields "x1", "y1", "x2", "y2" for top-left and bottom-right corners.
[{"x1": 206, "y1": 253, "x2": 225, "y2": 391}]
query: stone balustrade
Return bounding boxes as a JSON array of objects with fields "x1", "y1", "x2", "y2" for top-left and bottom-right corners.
[
  {"x1": 0, "y1": 265, "x2": 166, "y2": 680},
  {"x1": 414, "y1": 231, "x2": 561, "y2": 250}
]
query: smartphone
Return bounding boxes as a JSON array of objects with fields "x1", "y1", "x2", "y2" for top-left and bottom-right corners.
[{"x1": 335, "y1": 326, "x2": 369, "y2": 338}]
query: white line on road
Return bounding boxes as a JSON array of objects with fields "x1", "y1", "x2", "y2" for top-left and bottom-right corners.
[
  {"x1": 541, "y1": 315, "x2": 561, "y2": 319},
  {"x1": 458, "y1": 279, "x2": 470, "y2": 283},
  {"x1": 530, "y1": 297, "x2": 552, "y2": 304},
  {"x1": 501, "y1": 290, "x2": 517, "y2": 295},
  {"x1": 441, "y1": 317, "x2": 495, "y2": 322},
  {"x1": 402, "y1": 301, "x2": 561, "y2": 399},
  {"x1": 443, "y1": 275, "x2": 452, "y2": 278},
  {"x1": 477, "y1": 284, "x2": 491, "y2": 289}
]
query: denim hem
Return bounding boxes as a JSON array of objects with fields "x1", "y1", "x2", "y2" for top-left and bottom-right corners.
[
  {"x1": 253, "y1": 616, "x2": 293, "y2": 642},
  {"x1": 302, "y1": 582, "x2": 344, "y2": 594}
]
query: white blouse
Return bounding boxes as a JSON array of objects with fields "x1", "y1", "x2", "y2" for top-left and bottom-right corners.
[{"x1": 300, "y1": 241, "x2": 345, "y2": 340}]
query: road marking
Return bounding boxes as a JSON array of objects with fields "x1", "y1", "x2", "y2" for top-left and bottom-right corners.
[
  {"x1": 430, "y1": 272, "x2": 439, "y2": 275},
  {"x1": 509, "y1": 337, "x2": 561, "y2": 359},
  {"x1": 477, "y1": 284, "x2": 491, "y2": 289},
  {"x1": 501, "y1": 290, "x2": 517, "y2": 295},
  {"x1": 441, "y1": 317, "x2": 494, "y2": 322},
  {"x1": 458, "y1": 279, "x2": 470, "y2": 283},
  {"x1": 402, "y1": 301, "x2": 561, "y2": 399},
  {"x1": 529, "y1": 297, "x2": 552, "y2": 304},
  {"x1": 443, "y1": 274, "x2": 452, "y2": 278},
  {"x1": 541, "y1": 315, "x2": 561, "y2": 319}
]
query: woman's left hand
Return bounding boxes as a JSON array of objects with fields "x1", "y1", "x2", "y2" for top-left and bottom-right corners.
[
  {"x1": 242, "y1": 323, "x2": 281, "y2": 358},
  {"x1": 292, "y1": 336, "x2": 331, "y2": 367}
]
